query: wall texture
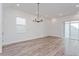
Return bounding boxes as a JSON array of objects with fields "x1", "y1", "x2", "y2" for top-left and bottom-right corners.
[
  {"x1": 3, "y1": 8, "x2": 50, "y2": 45},
  {"x1": 3, "y1": 7, "x2": 66, "y2": 45}
]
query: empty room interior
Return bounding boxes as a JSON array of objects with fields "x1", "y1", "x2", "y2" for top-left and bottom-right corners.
[{"x1": 0, "y1": 3, "x2": 79, "y2": 56}]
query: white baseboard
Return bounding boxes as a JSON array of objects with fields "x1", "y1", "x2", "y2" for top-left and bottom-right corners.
[
  {"x1": 3, "y1": 35, "x2": 63, "y2": 46},
  {"x1": 49, "y1": 35, "x2": 63, "y2": 39}
]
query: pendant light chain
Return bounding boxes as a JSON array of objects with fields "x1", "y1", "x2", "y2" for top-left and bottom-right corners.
[
  {"x1": 37, "y1": 3, "x2": 39, "y2": 20},
  {"x1": 33, "y1": 3, "x2": 43, "y2": 23}
]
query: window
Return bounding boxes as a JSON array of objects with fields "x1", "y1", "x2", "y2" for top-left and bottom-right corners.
[
  {"x1": 16, "y1": 17, "x2": 26, "y2": 34},
  {"x1": 16, "y1": 17, "x2": 26, "y2": 25}
]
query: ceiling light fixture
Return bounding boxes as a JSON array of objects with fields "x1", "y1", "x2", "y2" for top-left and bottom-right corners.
[
  {"x1": 16, "y1": 4, "x2": 20, "y2": 7},
  {"x1": 75, "y1": 5, "x2": 79, "y2": 7},
  {"x1": 33, "y1": 3, "x2": 43, "y2": 23}
]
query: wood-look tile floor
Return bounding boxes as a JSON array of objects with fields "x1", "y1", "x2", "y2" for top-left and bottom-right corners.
[{"x1": 0, "y1": 36, "x2": 64, "y2": 56}]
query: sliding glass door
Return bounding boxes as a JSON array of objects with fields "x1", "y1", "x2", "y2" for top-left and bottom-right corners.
[
  {"x1": 65, "y1": 21, "x2": 79, "y2": 40},
  {"x1": 70, "y1": 21, "x2": 79, "y2": 40},
  {"x1": 64, "y1": 21, "x2": 79, "y2": 56}
]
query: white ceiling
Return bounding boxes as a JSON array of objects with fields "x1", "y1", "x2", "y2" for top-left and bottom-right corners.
[{"x1": 3, "y1": 3, "x2": 79, "y2": 19}]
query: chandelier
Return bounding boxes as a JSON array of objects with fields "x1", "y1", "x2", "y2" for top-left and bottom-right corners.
[{"x1": 33, "y1": 3, "x2": 43, "y2": 23}]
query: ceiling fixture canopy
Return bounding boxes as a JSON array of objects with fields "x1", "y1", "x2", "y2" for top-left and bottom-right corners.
[{"x1": 33, "y1": 3, "x2": 43, "y2": 23}]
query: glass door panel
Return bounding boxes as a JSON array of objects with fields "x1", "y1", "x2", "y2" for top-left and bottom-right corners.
[{"x1": 70, "y1": 22, "x2": 79, "y2": 40}]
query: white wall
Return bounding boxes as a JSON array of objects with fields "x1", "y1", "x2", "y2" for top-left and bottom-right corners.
[
  {"x1": 0, "y1": 3, "x2": 2, "y2": 53},
  {"x1": 48, "y1": 18, "x2": 64, "y2": 38},
  {"x1": 3, "y1": 8, "x2": 50, "y2": 45}
]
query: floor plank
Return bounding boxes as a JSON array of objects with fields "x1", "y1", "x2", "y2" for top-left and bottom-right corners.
[{"x1": 0, "y1": 36, "x2": 64, "y2": 56}]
